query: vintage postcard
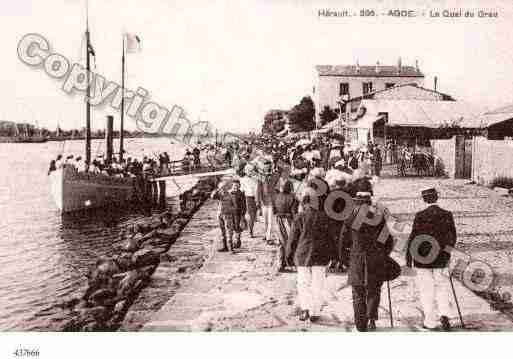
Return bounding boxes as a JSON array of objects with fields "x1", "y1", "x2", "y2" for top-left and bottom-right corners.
[{"x1": 1, "y1": 0, "x2": 512, "y2": 357}]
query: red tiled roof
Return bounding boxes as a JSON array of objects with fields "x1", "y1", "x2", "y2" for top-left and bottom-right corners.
[{"x1": 316, "y1": 65, "x2": 424, "y2": 77}]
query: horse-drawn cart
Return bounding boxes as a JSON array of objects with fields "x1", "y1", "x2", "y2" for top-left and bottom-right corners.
[{"x1": 397, "y1": 150, "x2": 438, "y2": 177}]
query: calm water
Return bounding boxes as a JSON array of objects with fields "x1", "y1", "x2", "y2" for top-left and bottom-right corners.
[{"x1": 0, "y1": 138, "x2": 188, "y2": 330}]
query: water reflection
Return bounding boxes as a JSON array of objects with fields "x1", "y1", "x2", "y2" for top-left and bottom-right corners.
[{"x1": 0, "y1": 138, "x2": 183, "y2": 330}]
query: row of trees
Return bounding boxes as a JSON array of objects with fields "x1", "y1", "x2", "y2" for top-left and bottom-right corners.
[
  {"x1": 262, "y1": 96, "x2": 316, "y2": 134},
  {"x1": 262, "y1": 96, "x2": 341, "y2": 135}
]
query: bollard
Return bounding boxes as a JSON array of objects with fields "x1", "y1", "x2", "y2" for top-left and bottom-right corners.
[
  {"x1": 158, "y1": 180, "x2": 166, "y2": 208},
  {"x1": 144, "y1": 180, "x2": 153, "y2": 204},
  {"x1": 151, "y1": 181, "x2": 158, "y2": 204}
]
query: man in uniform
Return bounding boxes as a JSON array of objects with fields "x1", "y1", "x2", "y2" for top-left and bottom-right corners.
[{"x1": 406, "y1": 187, "x2": 457, "y2": 331}]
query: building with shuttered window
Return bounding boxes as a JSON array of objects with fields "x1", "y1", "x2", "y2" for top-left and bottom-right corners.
[{"x1": 315, "y1": 59, "x2": 425, "y2": 121}]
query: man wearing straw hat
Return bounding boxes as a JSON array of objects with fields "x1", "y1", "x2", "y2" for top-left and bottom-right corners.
[{"x1": 406, "y1": 187, "x2": 457, "y2": 331}]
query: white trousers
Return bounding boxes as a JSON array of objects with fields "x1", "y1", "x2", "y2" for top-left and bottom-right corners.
[
  {"x1": 261, "y1": 205, "x2": 274, "y2": 241},
  {"x1": 297, "y1": 266, "x2": 325, "y2": 316},
  {"x1": 414, "y1": 268, "x2": 453, "y2": 328}
]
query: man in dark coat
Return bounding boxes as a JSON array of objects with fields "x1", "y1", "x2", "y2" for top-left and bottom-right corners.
[
  {"x1": 373, "y1": 146, "x2": 382, "y2": 177},
  {"x1": 342, "y1": 192, "x2": 394, "y2": 331},
  {"x1": 320, "y1": 142, "x2": 331, "y2": 170},
  {"x1": 326, "y1": 178, "x2": 352, "y2": 272},
  {"x1": 273, "y1": 180, "x2": 298, "y2": 272},
  {"x1": 406, "y1": 187, "x2": 457, "y2": 331},
  {"x1": 192, "y1": 146, "x2": 201, "y2": 169},
  {"x1": 348, "y1": 151, "x2": 359, "y2": 170},
  {"x1": 286, "y1": 189, "x2": 334, "y2": 322},
  {"x1": 347, "y1": 176, "x2": 373, "y2": 198},
  {"x1": 256, "y1": 165, "x2": 279, "y2": 244}
]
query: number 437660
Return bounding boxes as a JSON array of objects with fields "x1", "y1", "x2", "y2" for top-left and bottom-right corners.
[{"x1": 13, "y1": 348, "x2": 39, "y2": 357}]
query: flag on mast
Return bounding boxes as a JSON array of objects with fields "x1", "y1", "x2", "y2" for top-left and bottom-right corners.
[
  {"x1": 125, "y1": 33, "x2": 141, "y2": 53},
  {"x1": 88, "y1": 43, "x2": 95, "y2": 57}
]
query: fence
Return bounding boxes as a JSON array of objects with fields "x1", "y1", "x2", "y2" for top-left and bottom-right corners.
[
  {"x1": 432, "y1": 136, "x2": 513, "y2": 184},
  {"x1": 431, "y1": 137, "x2": 456, "y2": 178},
  {"x1": 431, "y1": 136, "x2": 472, "y2": 179},
  {"x1": 471, "y1": 137, "x2": 513, "y2": 185}
]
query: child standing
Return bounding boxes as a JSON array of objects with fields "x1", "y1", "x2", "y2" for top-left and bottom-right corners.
[{"x1": 212, "y1": 179, "x2": 246, "y2": 253}]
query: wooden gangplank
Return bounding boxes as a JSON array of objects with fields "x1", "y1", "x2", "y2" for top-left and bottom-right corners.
[
  {"x1": 151, "y1": 167, "x2": 234, "y2": 182},
  {"x1": 150, "y1": 157, "x2": 234, "y2": 182}
]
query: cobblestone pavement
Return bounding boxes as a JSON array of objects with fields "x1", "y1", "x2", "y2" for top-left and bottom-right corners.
[{"x1": 142, "y1": 175, "x2": 513, "y2": 332}]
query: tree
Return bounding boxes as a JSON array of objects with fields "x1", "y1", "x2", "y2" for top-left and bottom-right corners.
[
  {"x1": 262, "y1": 109, "x2": 286, "y2": 134},
  {"x1": 288, "y1": 96, "x2": 315, "y2": 132},
  {"x1": 271, "y1": 118, "x2": 285, "y2": 133},
  {"x1": 319, "y1": 105, "x2": 338, "y2": 127}
]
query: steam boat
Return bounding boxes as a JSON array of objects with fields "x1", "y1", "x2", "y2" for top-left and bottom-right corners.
[
  {"x1": 49, "y1": 5, "x2": 135, "y2": 213},
  {"x1": 49, "y1": 166, "x2": 135, "y2": 213}
]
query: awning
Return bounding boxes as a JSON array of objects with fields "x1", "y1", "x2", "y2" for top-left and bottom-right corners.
[
  {"x1": 350, "y1": 99, "x2": 482, "y2": 129},
  {"x1": 472, "y1": 112, "x2": 513, "y2": 128},
  {"x1": 319, "y1": 119, "x2": 344, "y2": 132}
]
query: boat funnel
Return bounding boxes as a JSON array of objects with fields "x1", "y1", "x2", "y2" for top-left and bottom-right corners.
[{"x1": 105, "y1": 115, "x2": 114, "y2": 165}]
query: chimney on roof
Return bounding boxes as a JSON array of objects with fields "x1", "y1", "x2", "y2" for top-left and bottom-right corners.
[
  {"x1": 356, "y1": 60, "x2": 360, "y2": 74},
  {"x1": 397, "y1": 57, "x2": 402, "y2": 74},
  {"x1": 415, "y1": 59, "x2": 420, "y2": 73},
  {"x1": 375, "y1": 61, "x2": 380, "y2": 74},
  {"x1": 434, "y1": 76, "x2": 438, "y2": 92}
]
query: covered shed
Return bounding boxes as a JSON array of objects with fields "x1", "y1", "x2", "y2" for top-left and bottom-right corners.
[
  {"x1": 470, "y1": 104, "x2": 513, "y2": 139},
  {"x1": 346, "y1": 99, "x2": 481, "y2": 146}
]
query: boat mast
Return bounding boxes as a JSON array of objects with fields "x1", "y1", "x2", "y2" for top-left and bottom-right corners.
[
  {"x1": 120, "y1": 34, "x2": 125, "y2": 161},
  {"x1": 85, "y1": 0, "x2": 92, "y2": 168}
]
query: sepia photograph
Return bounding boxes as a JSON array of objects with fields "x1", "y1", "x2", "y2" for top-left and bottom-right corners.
[{"x1": 1, "y1": 0, "x2": 513, "y2": 357}]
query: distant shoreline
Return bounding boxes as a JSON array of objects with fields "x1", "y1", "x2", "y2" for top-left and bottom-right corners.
[{"x1": 0, "y1": 134, "x2": 177, "y2": 144}]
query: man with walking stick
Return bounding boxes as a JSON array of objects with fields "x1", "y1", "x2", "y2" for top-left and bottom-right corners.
[
  {"x1": 406, "y1": 188, "x2": 458, "y2": 331},
  {"x1": 341, "y1": 191, "x2": 397, "y2": 331}
]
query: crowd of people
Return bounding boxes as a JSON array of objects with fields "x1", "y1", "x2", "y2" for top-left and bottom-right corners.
[
  {"x1": 46, "y1": 132, "x2": 457, "y2": 332},
  {"x1": 46, "y1": 142, "x2": 230, "y2": 178},
  {"x1": 48, "y1": 152, "x2": 174, "y2": 178},
  {"x1": 211, "y1": 132, "x2": 458, "y2": 332}
]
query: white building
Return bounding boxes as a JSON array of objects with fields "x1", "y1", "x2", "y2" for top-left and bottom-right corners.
[{"x1": 315, "y1": 59, "x2": 425, "y2": 120}]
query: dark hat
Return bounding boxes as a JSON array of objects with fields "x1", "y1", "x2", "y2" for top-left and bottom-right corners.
[{"x1": 421, "y1": 188, "x2": 437, "y2": 198}]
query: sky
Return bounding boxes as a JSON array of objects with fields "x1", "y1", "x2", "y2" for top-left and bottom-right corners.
[{"x1": 2, "y1": 0, "x2": 513, "y2": 132}]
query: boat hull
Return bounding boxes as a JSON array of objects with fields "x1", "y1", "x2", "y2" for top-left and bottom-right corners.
[{"x1": 49, "y1": 167, "x2": 135, "y2": 213}]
